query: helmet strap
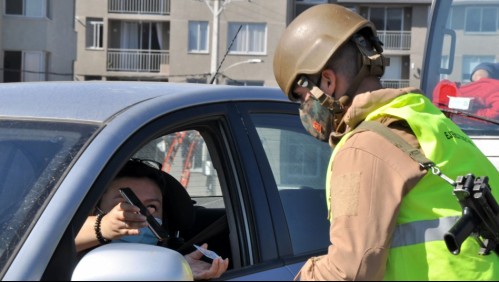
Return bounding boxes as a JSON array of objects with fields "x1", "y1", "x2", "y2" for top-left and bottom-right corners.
[
  {"x1": 297, "y1": 76, "x2": 347, "y2": 113},
  {"x1": 343, "y1": 33, "x2": 389, "y2": 98}
]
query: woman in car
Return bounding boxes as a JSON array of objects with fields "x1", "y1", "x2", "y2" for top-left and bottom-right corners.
[{"x1": 75, "y1": 159, "x2": 229, "y2": 280}]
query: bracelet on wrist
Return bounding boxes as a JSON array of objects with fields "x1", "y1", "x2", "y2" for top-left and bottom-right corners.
[{"x1": 94, "y1": 212, "x2": 111, "y2": 245}]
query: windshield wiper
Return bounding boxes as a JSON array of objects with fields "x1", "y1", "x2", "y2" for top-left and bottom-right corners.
[{"x1": 441, "y1": 108, "x2": 499, "y2": 126}]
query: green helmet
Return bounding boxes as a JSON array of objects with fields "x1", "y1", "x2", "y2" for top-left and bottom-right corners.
[{"x1": 273, "y1": 4, "x2": 385, "y2": 100}]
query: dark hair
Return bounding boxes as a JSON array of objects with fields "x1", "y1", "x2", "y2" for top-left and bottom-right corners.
[
  {"x1": 325, "y1": 40, "x2": 360, "y2": 81},
  {"x1": 118, "y1": 159, "x2": 195, "y2": 232},
  {"x1": 115, "y1": 159, "x2": 166, "y2": 196}
]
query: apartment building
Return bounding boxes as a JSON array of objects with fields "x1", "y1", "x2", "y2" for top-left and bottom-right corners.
[
  {"x1": 0, "y1": 0, "x2": 432, "y2": 88},
  {"x1": 72, "y1": 0, "x2": 431, "y2": 88},
  {"x1": 0, "y1": 0, "x2": 76, "y2": 83},
  {"x1": 74, "y1": 0, "x2": 287, "y2": 85},
  {"x1": 74, "y1": 0, "x2": 171, "y2": 81},
  {"x1": 313, "y1": 0, "x2": 432, "y2": 89}
]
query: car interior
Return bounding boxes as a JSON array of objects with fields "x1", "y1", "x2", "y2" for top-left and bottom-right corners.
[
  {"x1": 37, "y1": 115, "x2": 331, "y2": 280},
  {"x1": 160, "y1": 170, "x2": 232, "y2": 265}
]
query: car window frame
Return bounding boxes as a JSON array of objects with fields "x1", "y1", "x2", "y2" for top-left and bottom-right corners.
[
  {"x1": 235, "y1": 102, "x2": 331, "y2": 260},
  {"x1": 43, "y1": 98, "x2": 328, "y2": 280},
  {"x1": 63, "y1": 101, "x2": 276, "y2": 278}
]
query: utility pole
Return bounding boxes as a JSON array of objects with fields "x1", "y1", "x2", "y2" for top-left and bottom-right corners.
[
  {"x1": 201, "y1": 0, "x2": 250, "y2": 83},
  {"x1": 202, "y1": 0, "x2": 224, "y2": 83}
]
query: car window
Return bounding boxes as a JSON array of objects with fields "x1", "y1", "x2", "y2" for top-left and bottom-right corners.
[
  {"x1": 251, "y1": 114, "x2": 331, "y2": 255},
  {"x1": 134, "y1": 130, "x2": 223, "y2": 202},
  {"x1": 424, "y1": 0, "x2": 499, "y2": 135},
  {"x1": 0, "y1": 120, "x2": 98, "y2": 269},
  {"x1": 134, "y1": 130, "x2": 230, "y2": 260}
]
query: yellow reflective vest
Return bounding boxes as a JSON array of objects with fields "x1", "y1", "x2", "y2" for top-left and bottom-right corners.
[{"x1": 326, "y1": 93, "x2": 499, "y2": 280}]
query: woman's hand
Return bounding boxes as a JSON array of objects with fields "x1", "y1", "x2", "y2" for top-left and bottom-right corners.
[
  {"x1": 184, "y1": 243, "x2": 229, "y2": 280},
  {"x1": 100, "y1": 202, "x2": 148, "y2": 240}
]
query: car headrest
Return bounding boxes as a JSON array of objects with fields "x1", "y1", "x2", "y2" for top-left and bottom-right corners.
[{"x1": 160, "y1": 171, "x2": 196, "y2": 236}]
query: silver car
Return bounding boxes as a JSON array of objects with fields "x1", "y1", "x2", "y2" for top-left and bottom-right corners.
[{"x1": 0, "y1": 81, "x2": 332, "y2": 280}]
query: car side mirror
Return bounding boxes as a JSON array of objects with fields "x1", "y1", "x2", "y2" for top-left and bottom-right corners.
[{"x1": 71, "y1": 243, "x2": 193, "y2": 281}]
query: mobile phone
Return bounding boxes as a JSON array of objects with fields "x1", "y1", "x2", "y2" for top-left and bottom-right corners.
[{"x1": 119, "y1": 187, "x2": 169, "y2": 241}]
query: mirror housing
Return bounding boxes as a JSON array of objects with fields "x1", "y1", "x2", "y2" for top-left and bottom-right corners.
[{"x1": 72, "y1": 243, "x2": 193, "y2": 281}]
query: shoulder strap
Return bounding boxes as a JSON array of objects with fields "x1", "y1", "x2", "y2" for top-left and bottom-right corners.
[{"x1": 353, "y1": 121, "x2": 435, "y2": 169}]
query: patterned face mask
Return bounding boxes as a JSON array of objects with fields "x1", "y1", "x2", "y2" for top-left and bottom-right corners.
[
  {"x1": 299, "y1": 97, "x2": 335, "y2": 142},
  {"x1": 113, "y1": 218, "x2": 163, "y2": 246},
  {"x1": 296, "y1": 76, "x2": 349, "y2": 143}
]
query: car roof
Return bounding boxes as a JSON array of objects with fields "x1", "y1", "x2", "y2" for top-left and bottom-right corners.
[{"x1": 0, "y1": 81, "x2": 289, "y2": 123}]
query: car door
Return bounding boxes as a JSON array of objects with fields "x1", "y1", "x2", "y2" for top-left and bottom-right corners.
[
  {"x1": 128, "y1": 100, "x2": 331, "y2": 280},
  {"x1": 226, "y1": 101, "x2": 332, "y2": 280},
  {"x1": 40, "y1": 96, "x2": 331, "y2": 280}
]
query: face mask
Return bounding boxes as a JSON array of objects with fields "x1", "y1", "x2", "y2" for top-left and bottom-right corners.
[
  {"x1": 113, "y1": 218, "x2": 163, "y2": 246},
  {"x1": 299, "y1": 97, "x2": 334, "y2": 142},
  {"x1": 296, "y1": 76, "x2": 349, "y2": 142}
]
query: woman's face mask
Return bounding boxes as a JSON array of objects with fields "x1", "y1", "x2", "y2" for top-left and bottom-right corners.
[{"x1": 113, "y1": 218, "x2": 163, "y2": 246}]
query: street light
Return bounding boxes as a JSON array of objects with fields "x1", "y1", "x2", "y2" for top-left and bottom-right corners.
[{"x1": 211, "y1": 58, "x2": 264, "y2": 84}]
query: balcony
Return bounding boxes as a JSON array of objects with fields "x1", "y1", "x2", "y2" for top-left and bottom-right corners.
[
  {"x1": 381, "y1": 79, "x2": 410, "y2": 88},
  {"x1": 107, "y1": 49, "x2": 169, "y2": 72},
  {"x1": 378, "y1": 31, "x2": 411, "y2": 50},
  {"x1": 108, "y1": 0, "x2": 170, "y2": 15}
]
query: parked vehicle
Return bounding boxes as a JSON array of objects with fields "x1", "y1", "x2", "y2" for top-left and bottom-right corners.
[
  {"x1": 1, "y1": 0, "x2": 497, "y2": 281},
  {"x1": 0, "y1": 82, "x2": 332, "y2": 280},
  {"x1": 421, "y1": 0, "x2": 499, "y2": 169}
]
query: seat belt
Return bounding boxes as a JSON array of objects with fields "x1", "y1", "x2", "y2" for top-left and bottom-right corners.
[{"x1": 176, "y1": 214, "x2": 228, "y2": 254}]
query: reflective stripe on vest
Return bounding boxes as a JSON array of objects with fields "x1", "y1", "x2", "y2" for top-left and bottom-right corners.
[{"x1": 390, "y1": 216, "x2": 459, "y2": 248}]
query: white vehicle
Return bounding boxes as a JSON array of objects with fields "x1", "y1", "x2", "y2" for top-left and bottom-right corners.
[{"x1": 421, "y1": 0, "x2": 499, "y2": 169}]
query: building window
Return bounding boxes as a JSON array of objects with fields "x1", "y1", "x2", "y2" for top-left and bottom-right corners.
[
  {"x1": 3, "y1": 51, "x2": 45, "y2": 82},
  {"x1": 462, "y1": 55, "x2": 496, "y2": 82},
  {"x1": 5, "y1": 0, "x2": 47, "y2": 18},
  {"x1": 86, "y1": 18, "x2": 104, "y2": 49},
  {"x1": 114, "y1": 21, "x2": 162, "y2": 50},
  {"x1": 228, "y1": 23, "x2": 267, "y2": 55},
  {"x1": 440, "y1": 55, "x2": 449, "y2": 80},
  {"x1": 465, "y1": 7, "x2": 498, "y2": 33},
  {"x1": 360, "y1": 7, "x2": 410, "y2": 32},
  {"x1": 359, "y1": 7, "x2": 411, "y2": 50},
  {"x1": 188, "y1": 21, "x2": 209, "y2": 53}
]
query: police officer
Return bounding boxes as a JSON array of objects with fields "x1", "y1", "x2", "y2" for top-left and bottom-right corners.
[{"x1": 273, "y1": 4, "x2": 499, "y2": 280}]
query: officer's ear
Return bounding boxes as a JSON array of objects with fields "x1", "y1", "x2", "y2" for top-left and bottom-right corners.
[{"x1": 321, "y1": 69, "x2": 336, "y2": 96}]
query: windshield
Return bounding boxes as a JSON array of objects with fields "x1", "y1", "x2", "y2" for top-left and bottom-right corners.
[
  {"x1": 0, "y1": 119, "x2": 97, "y2": 271},
  {"x1": 422, "y1": 0, "x2": 499, "y2": 135}
]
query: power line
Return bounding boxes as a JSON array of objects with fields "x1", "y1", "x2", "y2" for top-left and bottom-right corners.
[{"x1": 209, "y1": 24, "x2": 242, "y2": 84}]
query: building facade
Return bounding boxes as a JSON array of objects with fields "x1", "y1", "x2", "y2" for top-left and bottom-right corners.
[
  {"x1": 297, "y1": 0, "x2": 432, "y2": 89},
  {"x1": 0, "y1": 0, "x2": 76, "y2": 83},
  {"x1": 1, "y1": 0, "x2": 432, "y2": 89},
  {"x1": 74, "y1": 0, "x2": 172, "y2": 81}
]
